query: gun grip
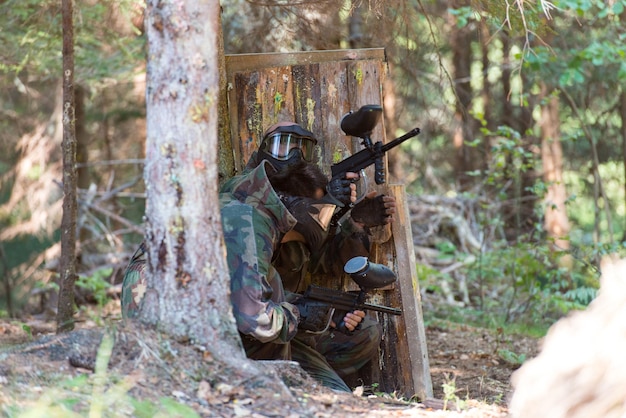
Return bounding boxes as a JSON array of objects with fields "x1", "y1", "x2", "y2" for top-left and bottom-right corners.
[{"x1": 332, "y1": 309, "x2": 357, "y2": 335}]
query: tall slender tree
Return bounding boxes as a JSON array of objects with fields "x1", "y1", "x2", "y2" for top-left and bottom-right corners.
[
  {"x1": 57, "y1": 0, "x2": 78, "y2": 333},
  {"x1": 539, "y1": 85, "x2": 570, "y2": 255}
]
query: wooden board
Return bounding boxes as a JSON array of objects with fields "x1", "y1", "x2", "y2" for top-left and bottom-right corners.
[{"x1": 224, "y1": 48, "x2": 432, "y2": 400}]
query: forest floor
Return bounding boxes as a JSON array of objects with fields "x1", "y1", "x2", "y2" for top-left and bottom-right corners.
[{"x1": 0, "y1": 303, "x2": 540, "y2": 417}]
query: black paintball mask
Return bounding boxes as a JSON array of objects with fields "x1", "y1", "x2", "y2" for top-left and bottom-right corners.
[{"x1": 258, "y1": 123, "x2": 318, "y2": 171}]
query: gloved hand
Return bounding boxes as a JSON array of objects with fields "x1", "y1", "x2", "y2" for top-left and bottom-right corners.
[
  {"x1": 325, "y1": 172, "x2": 359, "y2": 207},
  {"x1": 291, "y1": 295, "x2": 334, "y2": 334},
  {"x1": 350, "y1": 192, "x2": 396, "y2": 227},
  {"x1": 280, "y1": 195, "x2": 330, "y2": 253}
]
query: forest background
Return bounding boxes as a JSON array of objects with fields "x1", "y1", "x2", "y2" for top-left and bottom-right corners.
[{"x1": 1, "y1": 0, "x2": 626, "y2": 355}]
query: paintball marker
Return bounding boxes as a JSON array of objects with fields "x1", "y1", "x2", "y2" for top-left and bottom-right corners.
[
  {"x1": 296, "y1": 256, "x2": 402, "y2": 334},
  {"x1": 331, "y1": 104, "x2": 420, "y2": 188},
  {"x1": 322, "y1": 104, "x2": 420, "y2": 226}
]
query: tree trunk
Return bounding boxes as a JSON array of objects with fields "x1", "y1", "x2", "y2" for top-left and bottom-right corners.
[
  {"x1": 500, "y1": 34, "x2": 539, "y2": 240},
  {"x1": 539, "y1": 85, "x2": 570, "y2": 253},
  {"x1": 348, "y1": 1, "x2": 364, "y2": 49},
  {"x1": 131, "y1": 2, "x2": 297, "y2": 401},
  {"x1": 449, "y1": 0, "x2": 477, "y2": 190},
  {"x1": 139, "y1": 0, "x2": 241, "y2": 357},
  {"x1": 57, "y1": 0, "x2": 78, "y2": 333},
  {"x1": 480, "y1": 20, "x2": 493, "y2": 140}
]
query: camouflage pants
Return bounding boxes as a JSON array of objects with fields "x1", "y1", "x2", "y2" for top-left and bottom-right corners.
[
  {"x1": 243, "y1": 317, "x2": 381, "y2": 392},
  {"x1": 292, "y1": 317, "x2": 382, "y2": 392}
]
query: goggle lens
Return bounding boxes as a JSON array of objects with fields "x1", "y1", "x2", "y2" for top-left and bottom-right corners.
[{"x1": 262, "y1": 133, "x2": 315, "y2": 161}]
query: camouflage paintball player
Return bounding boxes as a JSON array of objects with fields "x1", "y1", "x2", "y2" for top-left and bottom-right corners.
[
  {"x1": 121, "y1": 156, "x2": 361, "y2": 390},
  {"x1": 238, "y1": 122, "x2": 397, "y2": 392},
  {"x1": 122, "y1": 122, "x2": 396, "y2": 393}
]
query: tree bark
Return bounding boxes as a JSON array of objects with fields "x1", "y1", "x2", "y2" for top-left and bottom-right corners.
[
  {"x1": 539, "y1": 85, "x2": 570, "y2": 253},
  {"x1": 57, "y1": 0, "x2": 78, "y2": 333},
  {"x1": 127, "y1": 2, "x2": 297, "y2": 400},
  {"x1": 140, "y1": 0, "x2": 242, "y2": 358}
]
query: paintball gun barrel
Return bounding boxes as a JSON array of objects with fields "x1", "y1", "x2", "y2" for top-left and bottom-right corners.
[{"x1": 303, "y1": 285, "x2": 402, "y2": 317}]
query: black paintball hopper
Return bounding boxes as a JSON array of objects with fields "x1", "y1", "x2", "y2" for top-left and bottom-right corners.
[
  {"x1": 344, "y1": 256, "x2": 397, "y2": 289},
  {"x1": 340, "y1": 104, "x2": 383, "y2": 138}
]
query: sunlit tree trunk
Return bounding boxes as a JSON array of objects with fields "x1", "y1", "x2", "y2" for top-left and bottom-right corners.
[
  {"x1": 124, "y1": 1, "x2": 297, "y2": 399},
  {"x1": 139, "y1": 0, "x2": 240, "y2": 356},
  {"x1": 479, "y1": 20, "x2": 493, "y2": 141},
  {"x1": 539, "y1": 85, "x2": 570, "y2": 254}
]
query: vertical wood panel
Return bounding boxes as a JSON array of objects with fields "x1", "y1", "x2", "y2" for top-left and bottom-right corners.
[
  {"x1": 231, "y1": 71, "x2": 261, "y2": 173},
  {"x1": 291, "y1": 64, "x2": 323, "y2": 168},
  {"x1": 292, "y1": 63, "x2": 321, "y2": 132},
  {"x1": 259, "y1": 66, "x2": 296, "y2": 129},
  {"x1": 317, "y1": 61, "x2": 351, "y2": 174},
  {"x1": 389, "y1": 184, "x2": 433, "y2": 400}
]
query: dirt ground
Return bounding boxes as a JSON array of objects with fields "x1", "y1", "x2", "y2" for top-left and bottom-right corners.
[{"x1": 0, "y1": 304, "x2": 539, "y2": 418}]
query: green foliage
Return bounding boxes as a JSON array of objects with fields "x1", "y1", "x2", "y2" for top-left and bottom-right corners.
[
  {"x1": 20, "y1": 323, "x2": 33, "y2": 338},
  {"x1": 128, "y1": 399, "x2": 161, "y2": 418},
  {"x1": 497, "y1": 349, "x2": 526, "y2": 365},
  {"x1": 421, "y1": 237, "x2": 603, "y2": 336},
  {"x1": 0, "y1": 0, "x2": 145, "y2": 86},
  {"x1": 418, "y1": 121, "x2": 622, "y2": 335},
  {"x1": 75, "y1": 267, "x2": 113, "y2": 308},
  {"x1": 441, "y1": 376, "x2": 466, "y2": 411},
  {"x1": 448, "y1": 6, "x2": 480, "y2": 28}
]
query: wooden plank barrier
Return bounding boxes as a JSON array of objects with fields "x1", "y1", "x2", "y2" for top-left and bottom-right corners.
[{"x1": 224, "y1": 48, "x2": 433, "y2": 400}]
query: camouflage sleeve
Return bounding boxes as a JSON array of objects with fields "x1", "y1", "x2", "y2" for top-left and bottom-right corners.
[
  {"x1": 120, "y1": 241, "x2": 148, "y2": 319},
  {"x1": 222, "y1": 200, "x2": 300, "y2": 344}
]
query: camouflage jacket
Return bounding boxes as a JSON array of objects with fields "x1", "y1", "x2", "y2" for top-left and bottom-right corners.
[
  {"x1": 219, "y1": 161, "x2": 301, "y2": 344},
  {"x1": 121, "y1": 162, "x2": 301, "y2": 345},
  {"x1": 243, "y1": 152, "x2": 372, "y2": 293},
  {"x1": 120, "y1": 241, "x2": 148, "y2": 319}
]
